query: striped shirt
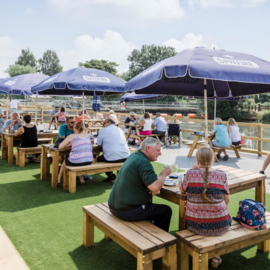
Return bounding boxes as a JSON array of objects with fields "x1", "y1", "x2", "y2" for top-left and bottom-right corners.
[{"x1": 68, "y1": 134, "x2": 93, "y2": 163}]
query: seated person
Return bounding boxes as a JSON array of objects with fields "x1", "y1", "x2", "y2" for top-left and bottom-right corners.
[
  {"x1": 97, "y1": 118, "x2": 130, "y2": 182},
  {"x1": 57, "y1": 116, "x2": 75, "y2": 140},
  {"x1": 209, "y1": 118, "x2": 231, "y2": 160},
  {"x1": 108, "y1": 137, "x2": 172, "y2": 232},
  {"x1": 152, "y1": 112, "x2": 166, "y2": 140},
  {"x1": 57, "y1": 107, "x2": 66, "y2": 124},
  {"x1": 50, "y1": 106, "x2": 59, "y2": 130},
  {"x1": 138, "y1": 112, "x2": 152, "y2": 136},
  {"x1": 227, "y1": 118, "x2": 241, "y2": 147},
  {"x1": 14, "y1": 115, "x2": 38, "y2": 162},
  {"x1": 76, "y1": 110, "x2": 91, "y2": 123},
  {"x1": 124, "y1": 111, "x2": 137, "y2": 145},
  {"x1": 106, "y1": 110, "x2": 119, "y2": 126},
  {"x1": 0, "y1": 104, "x2": 3, "y2": 115},
  {"x1": 0, "y1": 113, "x2": 5, "y2": 134},
  {"x1": 57, "y1": 122, "x2": 93, "y2": 185},
  {"x1": 180, "y1": 146, "x2": 230, "y2": 268}
]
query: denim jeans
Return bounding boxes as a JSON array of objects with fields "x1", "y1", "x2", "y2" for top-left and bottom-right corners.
[{"x1": 110, "y1": 203, "x2": 172, "y2": 232}]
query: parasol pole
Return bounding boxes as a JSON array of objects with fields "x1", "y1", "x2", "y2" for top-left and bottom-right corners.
[
  {"x1": 6, "y1": 95, "x2": 9, "y2": 120},
  {"x1": 143, "y1": 99, "x2": 145, "y2": 113},
  {"x1": 35, "y1": 93, "x2": 38, "y2": 126},
  {"x1": 204, "y1": 78, "x2": 208, "y2": 147},
  {"x1": 82, "y1": 92, "x2": 85, "y2": 126},
  {"x1": 214, "y1": 97, "x2": 216, "y2": 127}
]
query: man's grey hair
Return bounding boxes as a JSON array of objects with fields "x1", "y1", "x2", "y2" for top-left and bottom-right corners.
[
  {"x1": 215, "y1": 117, "x2": 222, "y2": 124},
  {"x1": 107, "y1": 118, "x2": 116, "y2": 125},
  {"x1": 156, "y1": 112, "x2": 161, "y2": 116},
  {"x1": 139, "y1": 137, "x2": 162, "y2": 150}
]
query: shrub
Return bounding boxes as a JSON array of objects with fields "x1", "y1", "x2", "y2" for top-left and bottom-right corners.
[{"x1": 258, "y1": 111, "x2": 270, "y2": 123}]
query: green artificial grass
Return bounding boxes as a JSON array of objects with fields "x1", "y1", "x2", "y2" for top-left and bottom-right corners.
[{"x1": 0, "y1": 155, "x2": 270, "y2": 270}]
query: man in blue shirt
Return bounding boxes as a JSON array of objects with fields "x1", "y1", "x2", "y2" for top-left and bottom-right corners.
[
  {"x1": 152, "y1": 112, "x2": 166, "y2": 140},
  {"x1": 57, "y1": 116, "x2": 75, "y2": 140},
  {"x1": 210, "y1": 117, "x2": 231, "y2": 160},
  {"x1": 50, "y1": 106, "x2": 59, "y2": 130}
]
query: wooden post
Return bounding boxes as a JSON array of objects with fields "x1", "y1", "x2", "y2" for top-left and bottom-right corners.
[
  {"x1": 83, "y1": 212, "x2": 94, "y2": 247},
  {"x1": 179, "y1": 199, "x2": 186, "y2": 231},
  {"x1": 69, "y1": 172, "x2": 77, "y2": 193},
  {"x1": 137, "y1": 252, "x2": 152, "y2": 270},
  {"x1": 258, "y1": 125, "x2": 262, "y2": 156},
  {"x1": 179, "y1": 242, "x2": 189, "y2": 270},
  {"x1": 193, "y1": 251, "x2": 208, "y2": 270},
  {"x1": 1, "y1": 133, "x2": 7, "y2": 160},
  {"x1": 41, "y1": 108, "x2": 44, "y2": 123},
  {"x1": 19, "y1": 150, "x2": 26, "y2": 167},
  {"x1": 40, "y1": 146, "x2": 47, "y2": 180},
  {"x1": 162, "y1": 244, "x2": 177, "y2": 270},
  {"x1": 8, "y1": 137, "x2": 14, "y2": 164},
  {"x1": 51, "y1": 151, "x2": 60, "y2": 188},
  {"x1": 258, "y1": 104, "x2": 261, "y2": 111}
]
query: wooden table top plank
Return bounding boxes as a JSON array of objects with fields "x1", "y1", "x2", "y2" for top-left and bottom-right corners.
[
  {"x1": 83, "y1": 205, "x2": 157, "y2": 254},
  {"x1": 97, "y1": 204, "x2": 165, "y2": 248},
  {"x1": 65, "y1": 162, "x2": 123, "y2": 172},
  {"x1": 2, "y1": 130, "x2": 58, "y2": 139}
]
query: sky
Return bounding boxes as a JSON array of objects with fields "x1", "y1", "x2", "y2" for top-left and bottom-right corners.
[{"x1": 0, "y1": 0, "x2": 270, "y2": 78}]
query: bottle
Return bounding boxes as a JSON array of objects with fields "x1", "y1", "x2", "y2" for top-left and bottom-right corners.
[{"x1": 10, "y1": 126, "x2": 14, "y2": 133}]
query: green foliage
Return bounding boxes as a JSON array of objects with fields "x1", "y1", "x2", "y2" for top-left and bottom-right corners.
[
  {"x1": 79, "y1": 59, "x2": 119, "y2": 75},
  {"x1": 15, "y1": 48, "x2": 36, "y2": 67},
  {"x1": 38, "y1": 50, "x2": 63, "y2": 76},
  {"x1": 255, "y1": 95, "x2": 259, "y2": 104},
  {"x1": 258, "y1": 111, "x2": 270, "y2": 123},
  {"x1": 198, "y1": 99, "x2": 250, "y2": 121},
  {"x1": 259, "y1": 94, "x2": 270, "y2": 104},
  {"x1": 126, "y1": 44, "x2": 177, "y2": 80},
  {"x1": 5, "y1": 64, "x2": 36, "y2": 77},
  {"x1": 117, "y1": 71, "x2": 130, "y2": 81}
]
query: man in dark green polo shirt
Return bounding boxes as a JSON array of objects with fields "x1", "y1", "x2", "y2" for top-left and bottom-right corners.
[{"x1": 108, "y1": 137, "x2": 172, "y2": 232}]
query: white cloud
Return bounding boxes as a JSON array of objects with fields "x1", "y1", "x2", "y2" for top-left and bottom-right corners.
[
  {"x1": 60, "y1": 30, "x2": 135, "y2": 73},
  {"x1": 0, "y1": 36, "x2": 21, "y2": 78},
  {"x1": 26, "y1": 7, "x2": 35, "y2": 14},
  {"x1": 162, "y1": 33, "x2": 205, "y2": 52},
  {"x1": 46, "y1": 0, "x2": 185, "y2": 26},
  {"x1": 197, "y1": 0, "x2": 266, "y2": 9}
]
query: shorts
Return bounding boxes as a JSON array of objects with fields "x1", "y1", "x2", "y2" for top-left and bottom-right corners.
[
  {"x1": 66, "y1": 157, "x2": 92, "y2": 167},
  {"x1": 232, "y1": 141, "x2": 240, "y2": 146},
  {"x1": 211, "y1": 141, "x2": 230, "y2": 148}
]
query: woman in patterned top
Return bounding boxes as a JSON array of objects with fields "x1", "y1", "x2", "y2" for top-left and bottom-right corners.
[
  {"x1": 180, "y1": 147, "x2": 230, "y2": 268},
  {"x1": 57, "y1": 122, "x2": 93, "y2": 185}
]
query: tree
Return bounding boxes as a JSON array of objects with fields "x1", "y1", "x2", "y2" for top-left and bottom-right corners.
[
  {"x1": 198, "y1": 99, "x2": 249, "y2": 121},
  {"x1": 259, "y1": 94, "x2": 269, "y2": 104},
  {"x1": 79, "y1": 59, "x2": 119, "y2": 75},
  {"x1": 38, "y1": 50, "x2": 63, "y2": 76},
  {"x1": 5, "y1": 64, "x2": 36, "y2": 77},
  {"x1": 126, "y1": 44, "x2": 177, "y2": 80},
  {"x1": 255, "y1": 95, "x2": 259, "y2": 104},
  {"x1": 15, "y1": 48, "x2": 36, "y2": 67}
]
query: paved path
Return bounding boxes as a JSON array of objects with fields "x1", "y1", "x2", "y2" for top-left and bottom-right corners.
[{"x1": 157, "y1": 144, "x2": 270, "y2": 194}]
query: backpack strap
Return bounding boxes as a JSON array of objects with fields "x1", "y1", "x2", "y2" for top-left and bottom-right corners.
[{"x1": 239, "y1": 220, "x2": 263, "y2": 229}]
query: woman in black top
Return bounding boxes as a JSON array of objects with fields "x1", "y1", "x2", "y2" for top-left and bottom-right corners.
[{"x1": 15, "y1": 115, "x2": 38, "y2": 161}]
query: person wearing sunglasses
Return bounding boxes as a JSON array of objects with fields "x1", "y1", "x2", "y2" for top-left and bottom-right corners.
[{"x1": 57, "y1": 117, "x2": 75, "y2": 140}]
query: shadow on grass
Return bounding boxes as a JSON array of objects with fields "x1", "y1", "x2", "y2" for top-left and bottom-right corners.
[
  {"x1": 69, "y1": 241, "x2": 163, "y2": 270},
  {"x1": 0, "y1": 173, "x2": 113, "y2": 212}
]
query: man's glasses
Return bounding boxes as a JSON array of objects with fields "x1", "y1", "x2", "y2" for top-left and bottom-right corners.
[{"x1": 69, "y1": 121, "x2": 75, "y2": 124}]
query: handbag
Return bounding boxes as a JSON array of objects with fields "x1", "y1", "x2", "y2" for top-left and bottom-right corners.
[
  {"x1": 240, "y1": 136, "x2": 245, "y2": 144},
  {"x1": 233, "y1": 199, "x2": 267, "y2": 230}
]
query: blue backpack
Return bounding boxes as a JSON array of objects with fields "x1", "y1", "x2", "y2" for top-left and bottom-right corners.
[{"x1": 233, "y1": 199, "x2": 267, "y2": 230}]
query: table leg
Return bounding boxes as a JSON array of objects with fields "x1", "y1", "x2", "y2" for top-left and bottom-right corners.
[
  {"x1": 187, "y1": 135, "x2": 199, "y2": 157},
  {"x1": 7, "y1": 137, "x2": 14, "y2": 164},
  {"x1": 51, "y1": 151, "x2": 59, "y2": 188},
  {"x1": 41, "y1": 147, "x2": 48, "y2": 180},
  {"x1": 1, "y1": 133, "x2": 7, "y2": 160},
  {"x1": 255, "y1": 179, "x2": 269, "y2": 252},
  {"x1": 48, "y1": 118, "x2": 53, "y2": 130},
  {"x1": 179, "y1": 199, "x2": 186, "y2": 231},
  {"x1": 125, "y1": 126, "x2": 132, "y2": 142}
]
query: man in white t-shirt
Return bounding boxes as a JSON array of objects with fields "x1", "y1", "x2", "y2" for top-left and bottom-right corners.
[
  {"x1": 97, "y1": 118, "x2": 130, "y2": 182},
  {"x1": 10, "y1": 99, "x2": 21, "y2": 117}
]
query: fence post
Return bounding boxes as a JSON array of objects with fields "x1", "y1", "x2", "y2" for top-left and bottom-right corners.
[
  {"x1": 258, "y1": 124, "x2": 262, "y2": 156},
  {"x1": 41, "y1": 108, "x2": 44, "y2": 124},
  {"x1": 258, "y1": 104, "x2": 261, "y2": 111}
]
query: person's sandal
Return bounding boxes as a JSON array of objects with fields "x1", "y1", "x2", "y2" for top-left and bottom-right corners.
[
  {"x1": 211, "y1": 257, "x2": 222, "y2": 268},
  {"x1": 223, "y1": 155, "x2": 229, "y2": 161},
  {"x1": 80, "y1": 179, "x2": 85, "y2": 185}
]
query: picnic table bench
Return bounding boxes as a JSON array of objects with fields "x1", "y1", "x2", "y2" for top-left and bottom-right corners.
[
  {"x1": 83, "y1": 203, "x2": 177, "y2": 270},
  {"x1": 0, "y1": 226, "x2": 30, "y2": 270},
  {"x1": 125, "y1": 124, "x2": 166, "y2": 144},
  {"x1": 176, "y1": 213, "x2": 270, "y2": 270}
]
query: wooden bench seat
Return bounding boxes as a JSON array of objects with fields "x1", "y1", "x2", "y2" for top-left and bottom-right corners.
[
  {"x1": 176, "y1": 212, "x2": 270, "y2": 270},
  {"x1": 83, "y1": 203, "x2": 177, "y2": 270},
  {"x1": 63, "y1": 162, "x2": 125, "y2": 193},
  {"x1": 212, "y1": 144, "x2": 244, "y2": 159},
  {"x1": 16, "y1": 146, "x2": 42, "y2": 167},
  {"x1": 37, "y1": 138, "x2": 52, "y2": 145},
  {"x1": 0, "y1": 226, "x2": 29, "y2": 270}
]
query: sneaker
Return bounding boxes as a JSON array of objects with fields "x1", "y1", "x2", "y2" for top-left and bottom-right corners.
[
  {"x1": 223, "y1": 155, "x2": 229, "y2": 161},
  {"x1": 103, "y1": 174, "x2": 116, "y2": 183},
  {"x1": 216, "y1": 154, "x2": 221, "y2": 159},
  {"x1": 259, "y1": 171, "x2": 265, "y2": 174},
  {"x1": 83, "y1": 175, "x2": 93, "y2": 181}
]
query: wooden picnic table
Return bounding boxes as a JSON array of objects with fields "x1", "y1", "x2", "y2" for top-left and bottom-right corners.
[
  {"x1": 1, "y1": 130, "x2": 59, "y2": 164},
  {"x1": 186, "y1": 133, "x2": 213, "y2": 157},
  {"x1": 85, "y1": 126, "x2": 103, "y2": 135},
  {"x1": 157, "y1": 165, "x2": 266, "y2": 231},
  {"x1": 125, "y1": 124, "x2": 140, "y2": 142},
  {"x1": 40, "y1": 144, "x2": 102, "y2": 187}
]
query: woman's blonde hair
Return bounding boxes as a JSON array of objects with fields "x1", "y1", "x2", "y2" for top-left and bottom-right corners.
[
  {"x1": 196, "y1": 147, "x2": 214, "y2": 203},
  {"x1": 227, "y1": 118, "x2": 237, "y2": 126},
  {"x1": 75, "y1": 122, "x2": 84, "y2": 133}
]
